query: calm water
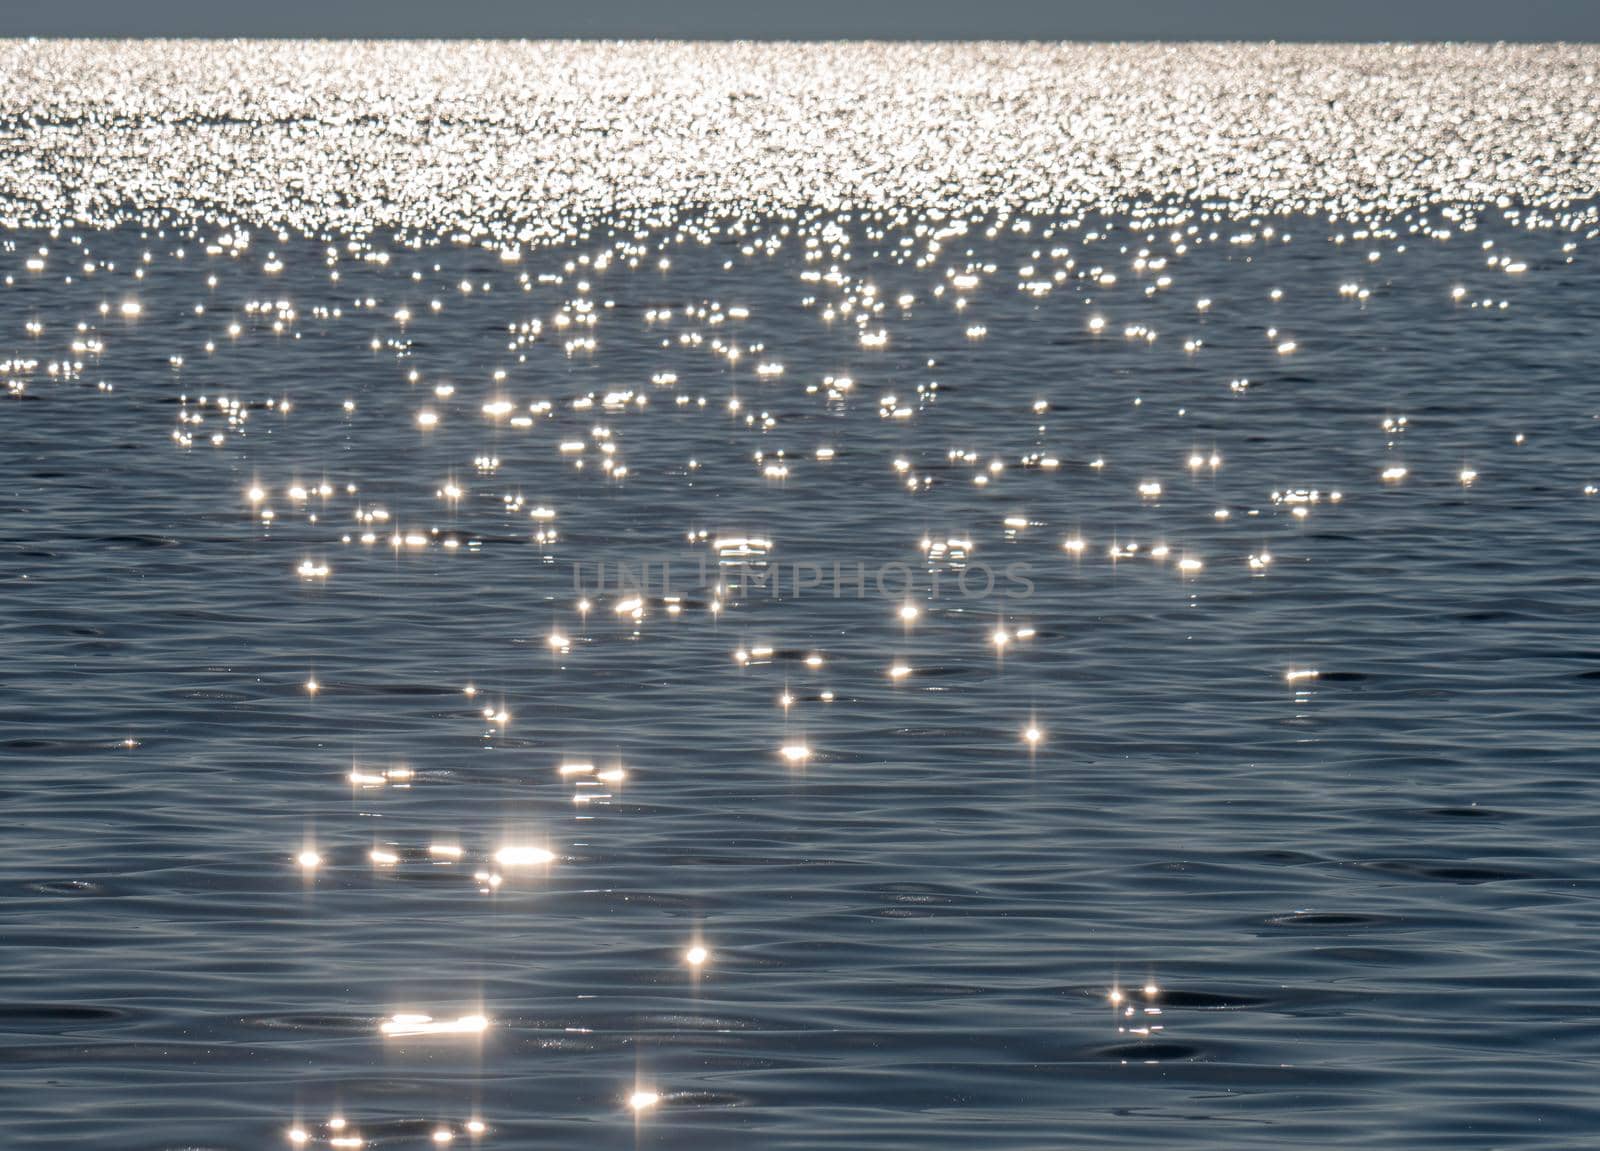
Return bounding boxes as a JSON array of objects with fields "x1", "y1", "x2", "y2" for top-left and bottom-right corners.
[{"x1": 3, "y1": 41, "x2": 1600, "y2": 1151}]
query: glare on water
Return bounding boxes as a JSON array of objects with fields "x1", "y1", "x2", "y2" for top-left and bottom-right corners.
[{"x1": 3, "y1": 37, "x2": 1599, "y2": 1151}]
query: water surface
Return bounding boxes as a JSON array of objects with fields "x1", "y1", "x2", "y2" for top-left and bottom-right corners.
[{"x1": 2, "y1": 40, "x2": 1600, "y2": 1151}]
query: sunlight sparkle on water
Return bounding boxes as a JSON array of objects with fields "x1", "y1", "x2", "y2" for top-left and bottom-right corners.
[
  {"x1": 379, "y1": 1013, "x2": 490, "y2": 1038},
  {"x1": 6, "y1": 38, "x2": 1599, "y2": 1148}
]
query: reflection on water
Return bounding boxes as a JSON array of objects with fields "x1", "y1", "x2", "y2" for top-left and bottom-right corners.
[{"x1": 2, "y1": 38, "x2": 1600, "y2": 1151}]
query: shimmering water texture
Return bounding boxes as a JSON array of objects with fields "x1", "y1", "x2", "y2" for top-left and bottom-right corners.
[{"x1": 3, "y1": 39, "x2": 1600, "y2": 1151}]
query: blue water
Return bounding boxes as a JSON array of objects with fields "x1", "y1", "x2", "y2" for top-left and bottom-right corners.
[{"x1": 4, "y1": 40, "x2": 1600, "y2": 1151}]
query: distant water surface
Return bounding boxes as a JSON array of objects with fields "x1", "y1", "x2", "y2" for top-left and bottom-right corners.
[{"x1": 2, "y1": 40, "x2": 1600, "y2": 1151}]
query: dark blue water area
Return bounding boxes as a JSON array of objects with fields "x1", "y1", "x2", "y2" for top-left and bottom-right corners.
[{"x1": 2, "y1": 207, "x2": 1600, "y2": 1149}]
